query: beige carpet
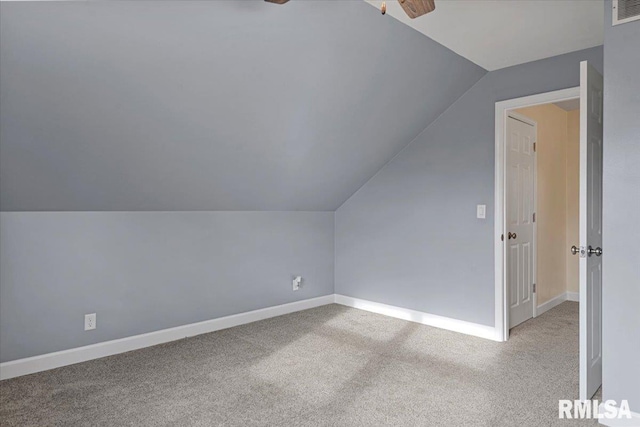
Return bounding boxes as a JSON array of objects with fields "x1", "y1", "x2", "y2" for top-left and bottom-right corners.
[{"x1": 0, "y1": 302, "x2": 599, "y2": 426}]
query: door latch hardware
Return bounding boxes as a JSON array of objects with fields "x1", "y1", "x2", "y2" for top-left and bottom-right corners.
[
  {"x1": 579, "y1": 246, "x2": 587, "y2": 258},
  {"x1": 571, "y1": 245, "x2": 588, "y2": 257}
]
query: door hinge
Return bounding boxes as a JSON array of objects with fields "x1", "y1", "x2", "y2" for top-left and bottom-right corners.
[
  {"x1": 533, "y1": 142, "x2": 537, "y2": 152},
  {"x1": 533, "y1": 283, "x2": 536, "y2": 293},
  {"x1": 533, "y1": 212, "x2": 536, "y2": 222}
]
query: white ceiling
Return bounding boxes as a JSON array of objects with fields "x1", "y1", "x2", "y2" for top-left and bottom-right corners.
[{"x1": 367, "y1": 0, "x2": 604, "y2": 71}]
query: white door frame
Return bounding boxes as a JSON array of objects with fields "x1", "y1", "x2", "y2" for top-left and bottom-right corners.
[{"x1": 494, "y1": 86, "x2": 580, "y2": 342}]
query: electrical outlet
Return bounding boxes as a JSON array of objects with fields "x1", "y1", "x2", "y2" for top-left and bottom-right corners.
[
  {"x1": 84, "y1": 313, "x2": 96, "y2": 331},
  {"x1": 292, "y1": 276, "x2": 302, "y2": 291}
]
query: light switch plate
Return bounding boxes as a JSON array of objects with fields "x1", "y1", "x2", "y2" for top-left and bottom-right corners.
[{"x1": 476, "y1": 205, "x2": 486, "y2": 219}]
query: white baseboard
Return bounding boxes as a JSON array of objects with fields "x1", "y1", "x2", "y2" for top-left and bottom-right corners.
[
  {"x1": 0, "y1": 295, "x2": 334, "y2": 381},
  {"x1": 334, "y1": 294, "x2": 500, "y2": 341},
  {"x1": 566, "y1": 291, "x2": 579, "y2": 302},
  {"x1": 0, "y1": 291, "x2": 581, "y2": 380},
  {"x1": 536, "y1": 292, "x2": 568, "y2": 316},
  {"x1": 599, "y1": 403, "x2": 640, "y2": 426},
  {"x1": 536, "y1": 291, "x2": 580, "y2": 316}
]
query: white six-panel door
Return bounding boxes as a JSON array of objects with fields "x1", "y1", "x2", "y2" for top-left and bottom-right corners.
[
  {"x1": 579, "y1": 61, "x2": 603, "y2": 401},
  {"x1": 506, "y1": 113, "x2": 536, "y2": 329}
]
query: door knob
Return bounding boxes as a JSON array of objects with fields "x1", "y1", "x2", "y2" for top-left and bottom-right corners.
[
  {"x1": 508, "y1": 232, "x2": 517, "y2": 240},
  {"x1": 571, "y1": 245, "x2": 579, "y2": 255},
  {"x1": 588, "y1": 246, "x2": 603, "y2": 257}
]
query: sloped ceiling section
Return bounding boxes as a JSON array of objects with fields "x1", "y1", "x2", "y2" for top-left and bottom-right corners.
[
  {"x1": 366, "y1": 0, "x2": 604, "y2": 71},
  {"x1": 0, "y1": 1, "x2": 486, "y2": 211}
]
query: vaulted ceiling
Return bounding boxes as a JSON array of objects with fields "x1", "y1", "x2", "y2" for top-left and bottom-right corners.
[{"x1": 0, "y1": 1, "x2": 486, "y2": 211}]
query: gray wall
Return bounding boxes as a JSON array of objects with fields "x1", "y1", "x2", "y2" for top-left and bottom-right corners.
[
  {"x1": 0, "y1": 1, "x2": 485, "y2": 212},
  {"x1": 0, "y1": 0, "x2": 484, "y2": 366},
  {"x1": 0, "y1": 211, "x2": 334, "y2": 362},
  {"x1": 335, "y1": 47, "x2": 603, "y2": 327},
  {"x1": 602, "y1": 2, "x2": 640, "y2": 410}
]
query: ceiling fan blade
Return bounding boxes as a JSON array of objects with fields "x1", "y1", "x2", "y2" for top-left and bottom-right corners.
[
  {"x1": 264, "y1": 0, "x2": 289, "y2": 4},
  {"x1": 397, "y1": 0, "x2": 435, "y2": 19}
]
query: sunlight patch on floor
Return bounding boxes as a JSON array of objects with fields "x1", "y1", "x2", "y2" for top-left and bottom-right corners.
[{"x1": 248, "y1": 332, "x2": 370, "y2": 405}]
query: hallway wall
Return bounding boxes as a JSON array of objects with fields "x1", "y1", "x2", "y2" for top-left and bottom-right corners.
[
  {"x1": 566, "y1": 110, "x2": 580, "y2": 294},
  {"x1": 514, "y1": 103, "x2": 579, "y2": 305}
]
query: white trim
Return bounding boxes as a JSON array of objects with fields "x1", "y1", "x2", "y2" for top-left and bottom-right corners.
[
  {"x1": 599, "y1": 403, "x2": 640, "y2": 427},
  {"x1": 536, "y1": 293, "x2": 567, "y2": 316},
  {"x1": 0, "y1": 295, "x2": 335, "y2": 380},
  {"x1": 536, "y1": 292, "x2": 579, "y2": 316},
  {"x1": 334, "y1": 294, "x2": 500, "y2": 341},
  {"x1": 494, "y1": 87, "x2": 580, "y2": 342},
  {"x1": 566, "y1": 291, "x2": 580, "y2": 302}
]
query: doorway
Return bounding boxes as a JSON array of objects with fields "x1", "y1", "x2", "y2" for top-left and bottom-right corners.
[
  {"x1": 494, "y1": 86, "x2": 581, "y2": 336},
  {"x1": 494, "y1": 60, "x2": 604, "y2": 401},
  {"x1": 505, "y1": 103, "x2": 581, "y2": 329}
]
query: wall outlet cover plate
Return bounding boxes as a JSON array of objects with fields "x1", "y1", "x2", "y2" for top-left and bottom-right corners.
[{"x1": 84, "y1": 313, "x2": 96, "y2": 331}]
